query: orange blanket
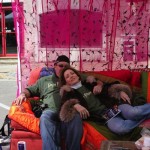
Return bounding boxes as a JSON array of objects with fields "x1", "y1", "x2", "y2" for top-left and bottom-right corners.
[{"x1": 8, "y1": 101, "x2": 107, "y2": 149}]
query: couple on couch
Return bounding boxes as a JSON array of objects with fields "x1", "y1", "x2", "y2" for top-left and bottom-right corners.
[{"x1": 14, "y1": 55, "x2": 150, "y2": 150}]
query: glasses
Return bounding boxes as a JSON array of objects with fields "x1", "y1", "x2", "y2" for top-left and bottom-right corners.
[{"x1": 57, "y1": 64, "x2": 69, "y2": 68}]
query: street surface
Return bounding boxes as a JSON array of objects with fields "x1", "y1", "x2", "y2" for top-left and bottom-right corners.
[{"x1": 0, "y1": 64, "x2": 17, "y2": 129}]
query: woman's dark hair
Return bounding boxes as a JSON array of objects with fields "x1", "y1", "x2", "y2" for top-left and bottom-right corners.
[{"x1": 59, "y1": 66, "x2": 81, "y2": 87}]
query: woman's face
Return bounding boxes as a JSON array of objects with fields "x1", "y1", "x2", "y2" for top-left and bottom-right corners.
[{"x1": 64, "y1": 69, "x2": 80, "y2": 86}]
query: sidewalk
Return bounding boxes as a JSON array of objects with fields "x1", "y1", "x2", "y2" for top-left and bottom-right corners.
[
  {"x1": 0, "y1": 64, "x2": 17, "y2": 134},
  {"x1": 0, "y1": 64, "x2": 17, "y2": 80}
]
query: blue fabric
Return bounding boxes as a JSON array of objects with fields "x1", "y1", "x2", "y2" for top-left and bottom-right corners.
[
  {"x1": 107, "y1": 104, "x2": 150, "y2": 135},
  {"x1": 40, "y1": 110, "x2": 61, "y2": 150},
  {"x1": 40, "y1": 110, "x2": 83, "y2": 150},
  {"x1": 40, "y1": 67, "x2": 55, "y2": 78}
]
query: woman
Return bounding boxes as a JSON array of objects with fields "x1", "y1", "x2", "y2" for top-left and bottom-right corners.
[{"x1": 59, "y1": 67, "x2": 150, "y2": 135}]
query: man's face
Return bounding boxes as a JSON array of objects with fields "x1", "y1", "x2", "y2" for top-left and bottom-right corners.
[{"x1": 54, "y1": 61, "x2": 69, "y2": 77}]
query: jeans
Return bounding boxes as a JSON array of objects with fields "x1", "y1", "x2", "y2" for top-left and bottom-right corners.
[
  {"x1": 61, "y1": 114, "x2": 83, "y2": 150},
  {"x1": 40, "y1": 110, "x2": 83, "y2": 150},
  {"x1": 40, "y1": 110, "x2": 61, "y2": 150},
  {"x1": 107, "y1": 104, "x2": 150, "y2": 135}
]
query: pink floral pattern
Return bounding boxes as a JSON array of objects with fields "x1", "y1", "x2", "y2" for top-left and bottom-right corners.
[{"x1": 11, "y1": 0, "x2": 150, "y2": 91}]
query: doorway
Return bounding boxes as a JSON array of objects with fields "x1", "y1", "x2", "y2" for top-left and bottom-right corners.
[{"x1": 0, "y1": 4, "x2": 17, "y2": 57}]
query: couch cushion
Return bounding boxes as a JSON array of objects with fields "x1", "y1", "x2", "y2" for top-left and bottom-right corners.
[
  {"x1": 88, "y1": 121, "x2": 142, "y2": 141},
  {"x1": 11, "y1": 130, "x2": 41, "y2": 139},
  {"x1": 10, "y1": 130, "x2": 42, "y2": 150},
  {"x1": 141, "y1": 72, "x2": 150, "y2": 103},
  {"x1": 83, "y1": 70, "x2": 132, "y2": 85},
  {"x1": 96, "y1": 70, "x2": 132, "y2": 83},
  {"x1": 81, "y1": 122, "x2": 107, "y2": 150},
  {"x1": 139, "y1": 119, "x2": 150, "y2": 128},
  {"x1": 28, "y1": 67, "x2": 42, "y2": 86},
  {"x1": 40, "y1": 67, "x2": 55, "y2": 78},
  {"x1": 11, "y1": 120, "x2": 28, "y2": 131},
  {"x1": 130, "y1": 71, "x2": 141, "y2": 88}
]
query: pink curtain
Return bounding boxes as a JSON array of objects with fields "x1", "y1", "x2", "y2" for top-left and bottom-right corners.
[{"x1": 10, "y1": 0, "x2": 150, "y2": 90}]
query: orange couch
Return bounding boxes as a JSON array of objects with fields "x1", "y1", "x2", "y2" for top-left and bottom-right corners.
[{"x1": 9, "y1": 68, "x2": 150, "y2": 150}]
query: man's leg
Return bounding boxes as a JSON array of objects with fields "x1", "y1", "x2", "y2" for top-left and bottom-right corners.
[
  {"x1": 40, "y1": 110, "x2": 61, "y2": 150},
  {"x1": 61, "y1": 114, "x2": 83, "y2": 150}
]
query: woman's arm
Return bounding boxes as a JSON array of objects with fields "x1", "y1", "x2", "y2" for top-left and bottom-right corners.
[
  {"x1": 74, "y1": 104, "x2": 90, "y2": 119},
  {"x1": 108, "y1": 84, "x2": 132, "y2": 104},
  {"x1": 60, "y1": 85, "x2": 90, "y2": 121}
]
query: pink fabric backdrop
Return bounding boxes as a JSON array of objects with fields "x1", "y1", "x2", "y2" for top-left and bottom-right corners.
[{"x1": 10, "y1": 0, "x2": 150, "y2": 91}]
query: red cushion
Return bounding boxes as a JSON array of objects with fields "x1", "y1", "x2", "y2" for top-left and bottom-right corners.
[
  {"x1": 81, "y1": 122, "x2": 107, "y2": 149},
  {"x1": 10, "y1": 130, "x2": 42, "y2": 150},
  {"x1": 130, "y1": 72, "x2": 141, "y2": 88},
  {"x1": 139, "y1": 119, "x2": 150, "y2": 128},
  {"x1": 28, "y1": 67, "x2": 42, "y2": 86},
  {"x1": 95, "y1": 70, "x2": 132, "y2": 83},
  {"x1": 11, "y1": 120, "x2": 28, "y2": 131},
  {"x1": 11, "y1": 130, "x2": 41, "y2": 139}
]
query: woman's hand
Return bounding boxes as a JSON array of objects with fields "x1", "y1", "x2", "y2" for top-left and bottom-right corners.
[
  {"x1": 13, "y1": 93, "x2": 27, "y2": 105},
  {"x1": 74, "y1": 104, "x2": 90, "y2": 119},
  {"x1": 120, "y1": 91, "x2": 131, "y2": 104}
]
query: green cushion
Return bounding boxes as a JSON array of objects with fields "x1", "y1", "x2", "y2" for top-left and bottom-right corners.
[
  {"x1": 141, "y1": 72, "x2": 148, "y2": 100},
  {"x1": 87, "y1": 121, "x2": 142, "y2": 141}
]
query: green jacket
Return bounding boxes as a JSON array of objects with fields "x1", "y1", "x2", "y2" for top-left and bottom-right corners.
[{"x1": 27, "y1": 74, "x2": 61, "y2": 112}]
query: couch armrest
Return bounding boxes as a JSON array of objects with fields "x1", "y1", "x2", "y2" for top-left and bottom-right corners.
[{"x1": 11, "y1": 120, "x2": 28, "y2": 131}]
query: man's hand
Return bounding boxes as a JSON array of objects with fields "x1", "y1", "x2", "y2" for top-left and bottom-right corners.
[
  {"x1": 93, "y1": 81, "x2": 103, "y2": 94},
  {"x1": 120, "y1": 91, "x2": 131, "y2": 104},
  {"x1": 13, "y1": 89, "x2": 30, "y2": 105},
  {"x1": 74, "y1": 104, "x2": 90, "y2": 119},
  {"x1": 13, "y1": 93, "x2": 27, "y2": 105},
  {"x1": 86, "y1": 76, "x2": 103, "y2": 95}
]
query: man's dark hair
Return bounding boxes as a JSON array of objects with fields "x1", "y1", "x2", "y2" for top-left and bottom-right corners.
[{"x1": 55, "y1": 55, "x2": 70, "y2": 64}]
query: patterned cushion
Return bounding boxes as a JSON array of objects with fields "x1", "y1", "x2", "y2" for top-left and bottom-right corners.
[{"x1": 39, "y1": 67, "x2": 55, "y2": 78}]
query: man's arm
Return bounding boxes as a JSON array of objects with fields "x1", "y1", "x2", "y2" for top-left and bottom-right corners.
[
  {"x1": 92, "y1": 79, "x2": 103, "y2": 94},
  {"x1": 85, "y1": 75, "x2": 104, "y2": 94}
]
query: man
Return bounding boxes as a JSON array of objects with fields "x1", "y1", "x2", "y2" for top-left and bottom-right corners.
[{"x1": 14, "y1": 55, "x2": 83, "y2": 150}]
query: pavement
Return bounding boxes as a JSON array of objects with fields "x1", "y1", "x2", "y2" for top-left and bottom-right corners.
[
  {"x1": 0, "y1": 64, "x2": 17, "y2": 131},
  {"x1": 0, "y1": 63, "x2": 17, "y2": 149},
  {"x1": 0, "y1": 64, "x2": 17, "y2": 80}
]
